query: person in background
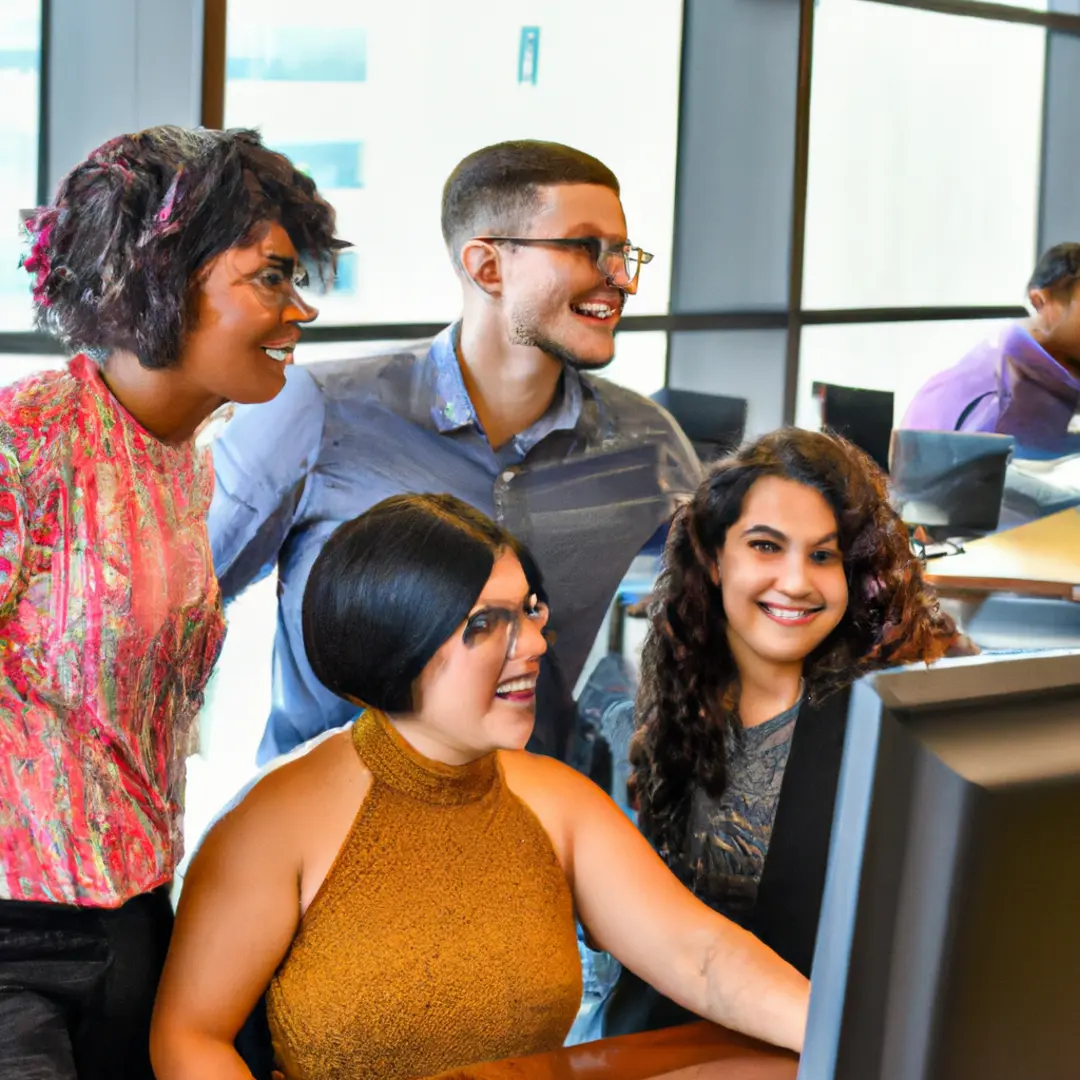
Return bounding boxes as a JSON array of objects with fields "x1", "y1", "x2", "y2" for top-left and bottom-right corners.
[
  {"x1": 0, "y1": 125, "x2": 342, "y2": 1079},
  {"x1": 902, "y1": 243, "x2": 1080, "y2": 455},
  {"x1": 150, "y1": 494, "x2": 808, "y2": 1080},
  {"x1": 599, "y1": 429, "x2": 960, "y2": 1036},
  {"x1": 207, "y1": 139, "x2": 701, "y2": 768}
]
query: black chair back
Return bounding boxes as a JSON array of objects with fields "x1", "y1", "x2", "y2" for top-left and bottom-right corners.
[
  {"x1": 650, "y1": 387, "x2": 747, "y2": 464},
  {"x1": 815, "y1": 382, "x2": 894, "y2": 473}
]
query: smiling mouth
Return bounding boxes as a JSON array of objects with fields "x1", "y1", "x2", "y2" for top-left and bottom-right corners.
[
  {"x1": 570, "y1": 298, "x2": 622, "y2": 322},
  {"x1": 262, "y1": 346, "x2": 295, "y2": 363},
  {"x1": 495, "y1": 675, "x2": 538, "y2": 701},
  {"x1": 758, "y1": 602, "x2": 825, "y2": 623}
]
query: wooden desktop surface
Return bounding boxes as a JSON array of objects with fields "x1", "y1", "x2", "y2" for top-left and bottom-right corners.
[
  {"x1": 924, "y1": 506, "x2": 1080, "y2": 601},
  {"x1": 423, "y1": 1022, "x2": 798, "y2": 1080}
]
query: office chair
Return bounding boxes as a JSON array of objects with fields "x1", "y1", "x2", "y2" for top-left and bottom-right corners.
[
  {"x1": 650, "y1": 387, "x2": 748, "y2": 466},
  {"x1": 604, "y1": 388, "x2": 750, "y2": 660},
  {"x1": 814, "y1": 382, "x2": 894, "y2": 473}
]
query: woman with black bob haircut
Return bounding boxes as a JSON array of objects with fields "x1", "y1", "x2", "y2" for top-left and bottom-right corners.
[
  {"x1": 302, "y1": 492, "x2": 552, "y2": 716},
  {"x1": 0, "y1": 125, "x2": 343, "y2": 1079},
  {"x1": 152, "y1": 493, "x2": 811, "y2": 1080},
  {"x1": 602, "y1": 428, "x2": 962, "y2": 1037}
]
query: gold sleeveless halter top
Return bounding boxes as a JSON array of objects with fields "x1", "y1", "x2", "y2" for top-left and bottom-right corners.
[{"x1": 266, "y1": 709, "x2": 582, "y2": 1080}]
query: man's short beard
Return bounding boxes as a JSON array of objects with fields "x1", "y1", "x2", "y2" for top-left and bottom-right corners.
[{"x1": 508, "y1": 320, "x2": 614, "y2": 372}]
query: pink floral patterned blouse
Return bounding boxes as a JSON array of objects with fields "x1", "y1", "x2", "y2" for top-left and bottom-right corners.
[{"x1": 0, "y1": 355, "x2": 225, "y2": 906}]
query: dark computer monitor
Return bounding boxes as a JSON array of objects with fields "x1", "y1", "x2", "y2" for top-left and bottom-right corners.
[
  {"x1": 802, "y1": 651, "x2": 1080, "y2": 1080},
  {"x1": 650, "y1": 388, "x2": 747, "y2": 464},
  {"x1": 815, "y1": 383, "x2": 894, "y2": 474},
  {"x1": 889, "y1": 429, "x2": 1014, "y2": 538}
]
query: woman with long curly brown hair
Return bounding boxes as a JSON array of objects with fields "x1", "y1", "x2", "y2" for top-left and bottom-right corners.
[{"x1": 601, "y1": 427, "x2": 962, "y2": 1037}]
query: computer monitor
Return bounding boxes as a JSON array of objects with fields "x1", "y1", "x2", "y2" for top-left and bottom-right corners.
[
  {"x1": 889, "y1": 429, "x2": 1014, "y2": 538},
  {"x1": 650, "y1": 388, "x2": 747, "y2": 464},
  {"x1": 801, "y1": 650, "x2": 1080, "y2": 1080}
]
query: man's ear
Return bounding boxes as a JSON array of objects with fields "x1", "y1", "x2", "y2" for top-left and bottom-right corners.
[{"x1": 460, "y1": 239, "x2": 503, "y2": 297}]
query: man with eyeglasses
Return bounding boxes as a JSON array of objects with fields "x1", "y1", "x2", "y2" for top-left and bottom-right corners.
[{"x1": 208, "y1": 139, "x2": 701, "y2": 767}]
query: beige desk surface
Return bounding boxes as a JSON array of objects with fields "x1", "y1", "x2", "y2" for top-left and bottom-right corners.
[{"x1": 924, "y1": 507, "x2": 1080, "y2": 601}]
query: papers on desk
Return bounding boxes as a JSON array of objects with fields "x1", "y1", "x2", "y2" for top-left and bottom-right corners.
[
  {"x1": 1012, "y1": 451, "x2": 1080, "y2": 490},
  {"x1": 1002, "y1": 453, "x2": 1080, "y2": 526}
]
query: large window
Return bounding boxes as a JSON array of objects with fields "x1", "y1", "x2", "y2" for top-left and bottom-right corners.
[
  {"x1": 0, "y1": 0, "x2": 42, "y2": 336},
  {"x1": 8, "y1": 0, "x2": 1080, "y2": 406},
  {"x1": 803, "y1": 0, "x2": 1045, "y2": 311},
  {"x1": 793, "y1": 0, "x2": 1058, "y2": 423},
  {"x1": 795, "y1": 317, "x2": 1015, "y2": 430},
  {"x1": 222, "y1": 0, "x2": 684, "y2": 327}
]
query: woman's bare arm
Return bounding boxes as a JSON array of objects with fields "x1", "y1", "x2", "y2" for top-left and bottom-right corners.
[
  {"x1": 150, "y1": 767, "x2": 308, "y2": 1080},
  {"x1": 509, "y1": 755, "x2": 809, "y2": 1053}
]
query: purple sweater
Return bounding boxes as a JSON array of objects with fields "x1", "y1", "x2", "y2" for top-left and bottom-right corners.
[{"x1": 901, "y1": 322, "x2": 1080, "y2": 453}]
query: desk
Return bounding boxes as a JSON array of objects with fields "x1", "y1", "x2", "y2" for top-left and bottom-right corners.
[
  {"x1": 922, "y1": 508, "x2": 1080, "y2": 649},
  {"x1": 424, "y1": 1022, "x2": 797, "y2": 1080},
  {"x1": 924, "y1": 506, "x2": 1080, "y2": 602}
]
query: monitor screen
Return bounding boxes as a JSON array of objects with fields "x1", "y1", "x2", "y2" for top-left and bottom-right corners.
[
  {"x1": 889, "y1": 429, "x2": 1014, "y2": 537},
  {"x1": 802, "y1": 651, "x2": 1080, "y2": 1080}
]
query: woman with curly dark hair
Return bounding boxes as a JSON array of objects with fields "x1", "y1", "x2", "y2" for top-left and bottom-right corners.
[
  {"x1": 601, "y1": 427, "x2": 961, "y2": 1037},
  {"x1": 0, "y1": 125, "x2": 344, "y2": 1079}
]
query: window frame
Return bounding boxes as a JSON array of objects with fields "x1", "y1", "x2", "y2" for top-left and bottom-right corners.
[{"x1": 6, "y1": 0, "x2": 1080, "y2": 424}]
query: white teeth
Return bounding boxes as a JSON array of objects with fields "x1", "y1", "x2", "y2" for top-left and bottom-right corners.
[
  {"x1": 496, "y1": 676, "x2": 537, "y2": 695},
  {"x1": 572, "y1": 303, "x2": 614, "y2": 319},
  {"x1": 761, "y1": 604, "x2": 819, "y2": 621},
  {"x1": 263, "y1": 347, "x2": 292, "y2": 362}
]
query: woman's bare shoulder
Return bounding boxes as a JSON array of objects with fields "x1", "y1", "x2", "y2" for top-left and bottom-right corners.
[
  {"x1": 497, "y1": 747, "x2": 590, "y2": 794},
  {"x1": 497, "y1": 749, "x2": 611, "y2": 849},
  {"x1": 202, "y1": 729, "x2": 365, "y2": 854}
]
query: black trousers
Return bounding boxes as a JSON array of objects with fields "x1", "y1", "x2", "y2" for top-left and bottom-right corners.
[{"x1": 0, "y1": 886, "x2": 173, "y2": 1079}]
